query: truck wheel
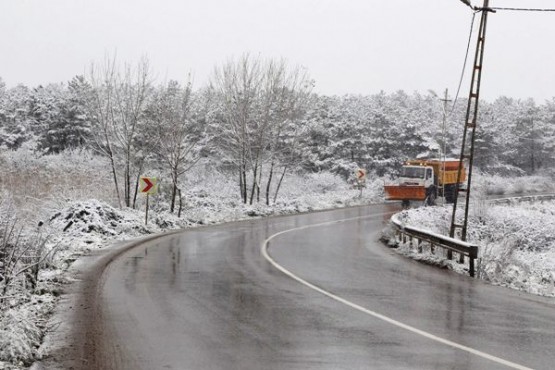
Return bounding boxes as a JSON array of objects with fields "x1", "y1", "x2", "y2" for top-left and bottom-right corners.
[
  {"x1": 402, "y1": 200, "x2": 410, "y2": 209},
  {"x1": 445, "y1": 185, "x2": 455, "y2": 203}
]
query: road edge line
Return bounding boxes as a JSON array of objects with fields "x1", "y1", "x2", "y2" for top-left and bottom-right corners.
[{"x1": 261, "y1": 212, "x2": 531, "y2": 370}]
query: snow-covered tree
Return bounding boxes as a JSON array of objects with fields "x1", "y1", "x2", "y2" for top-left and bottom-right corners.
[
  {"x1": 146, "y1": 80, "x2": 207, "y2": 213},
  {"x1": 27, "y1": 83, "x2": 90, "y2": 154},
  {"x1": 0, "y1": 84, "x2": 32, "y2": 149},
  {"x1": 209, "y1": 54, "x2": 312, "y2": 204},
  {"x1": 85, "y1": 55, "x2": 153, "y2": 208}
]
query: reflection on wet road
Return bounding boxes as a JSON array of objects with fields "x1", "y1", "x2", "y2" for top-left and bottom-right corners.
[{"x1": 95, "y1": 204, "x2": 554, "y2": 369}]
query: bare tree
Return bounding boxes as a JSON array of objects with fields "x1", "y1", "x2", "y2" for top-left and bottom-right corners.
[
  {"x1": 147, "y1": 79, "x2": 206, "y2": 213},
  {"x1": 261, "y1": 62, "x2": 313, "y2": 205},
  {"x1": 211, "y1": 54, "x2": 262, "y2": 203},
  {"x1": 85, "y1": 54, "x2": 152, "y2": 208},
  {"x1": 210, "y1": 54, "x2": 312, "y2": 204}
]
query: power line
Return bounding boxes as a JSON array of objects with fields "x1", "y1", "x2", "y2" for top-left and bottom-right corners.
[
  {"x1": 450, "y1": 11, "x2": 478, "y2": 115},
  {"x1": 459, "y1": 0, "x2": 555, "y2": 12},
  {"x1": 450, "y1": 1, "x2": 555, "y2": 113},
  {"x1": 491, "y1": 7, "x2": 555, "y2": 12}
]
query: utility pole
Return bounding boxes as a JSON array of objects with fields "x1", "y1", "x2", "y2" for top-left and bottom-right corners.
[
  {"x1": 449, "y1": 0, "x2": 495, "y2": 249},
  {"x1": 439, "y1": 89, "x2": 451, "y2": 205}
]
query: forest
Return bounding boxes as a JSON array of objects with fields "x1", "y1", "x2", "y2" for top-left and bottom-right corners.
[{"x1": 1, "y1": 55, "x2": 554, "y2": 212}]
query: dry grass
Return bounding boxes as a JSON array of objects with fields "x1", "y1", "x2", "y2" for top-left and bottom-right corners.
[{"x1": 0, "y1": 148, "x2": 117, "y2": 223}]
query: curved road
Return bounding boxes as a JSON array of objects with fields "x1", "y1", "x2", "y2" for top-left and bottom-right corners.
[{"x1": 57, "y1": 203, "x2": 555, "y2": 369}]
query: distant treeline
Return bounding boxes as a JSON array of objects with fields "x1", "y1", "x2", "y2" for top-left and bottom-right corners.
[{"x1": 1, "y1": 55, "x2": 554, "y2": 206}]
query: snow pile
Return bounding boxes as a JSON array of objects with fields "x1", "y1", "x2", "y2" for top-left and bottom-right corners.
[
  {"x1": 42, "y1": 200, "x2": 196, "y2": 273},
  {"x1": 48, "y1": 199, "x2": 149, "y2": 238},
  {"x1": 385, "y1": 199, "x2": 555, "y2": 297},
  {"x1": 49, "y1": 200, "x2": 125, "y2": 236}
]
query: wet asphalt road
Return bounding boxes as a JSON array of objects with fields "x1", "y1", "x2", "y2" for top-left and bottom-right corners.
[{"x1": 84, "y1": 203, "x2": 555, "y2": 369}]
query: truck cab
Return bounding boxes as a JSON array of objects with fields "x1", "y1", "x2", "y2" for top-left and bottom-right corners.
[{"x1": 399, "y1": 166, "x2": 435, "y2": 188}]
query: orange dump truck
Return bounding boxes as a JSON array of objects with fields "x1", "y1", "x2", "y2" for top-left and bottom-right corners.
[{"x1": 384, "y1": 158, "x2": 466, "y2": 206}]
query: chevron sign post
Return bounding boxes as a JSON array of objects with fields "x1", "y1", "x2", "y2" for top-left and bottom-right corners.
[
  {"x1": 355, "y1": 169, "x2": 366, "y2": 197},
  {"x1": 140, "y1": 177, "x2": 157, "y2": 225},
  {"x1": 140, "y1": 177, "x2": 157, "y2": 195},
  {"x1": 356, "y1": 169, "x2": 366, "y2": 181}
]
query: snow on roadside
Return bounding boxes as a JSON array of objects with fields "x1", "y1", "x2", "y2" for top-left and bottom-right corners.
[
  {"x1": 0, "y1": 172, "x2": 384, "y2": 369},
  {"x1": 3, "y1": 166, "x2": 555, "y2": 369},
  {"x1": 475, "y1": 173, "x2": 555, "y2": 196},
  {"x1": 383, "y1": 199, "x2": 555, "y2": 298}
]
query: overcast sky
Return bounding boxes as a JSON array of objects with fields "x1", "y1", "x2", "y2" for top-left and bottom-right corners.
[{"x1": 1, "y1": 0, "x2": 554, "y2": 102}]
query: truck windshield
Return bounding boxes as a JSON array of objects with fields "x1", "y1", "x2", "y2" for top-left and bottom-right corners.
[{"x1": 401, "y1": 167, "x2": 425, "y2": 179}]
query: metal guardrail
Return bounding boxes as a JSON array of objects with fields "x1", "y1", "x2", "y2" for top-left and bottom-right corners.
[
  {"x1": 389, "y1": 193, "x2": 555, "y2": 278},
  {"x1": 490, "y1": 193, "x2": 555, "y2": 205},
  {"x1": 390, "y1": 214, "x2": 479, "y2": 277}
]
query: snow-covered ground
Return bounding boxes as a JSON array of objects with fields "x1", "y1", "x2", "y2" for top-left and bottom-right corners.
[
  {"x1": 382, "y1": 175, "x2": 555, "y2": 298},
  {"x1": 0, "y1": 149, "x2": 385, "y2": 369},
  {"x1": 2, "y1": 148, "x2": 555, "y2": 369}
]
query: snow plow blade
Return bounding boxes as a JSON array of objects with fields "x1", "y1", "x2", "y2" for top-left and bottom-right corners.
[{"x1": 384, "y1": 185, "x2": 426, "y2": 201}]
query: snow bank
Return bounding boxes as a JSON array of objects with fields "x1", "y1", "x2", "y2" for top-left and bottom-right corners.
[
  {"x1": 47, "y1": 199, "x2": 156, "y2": 240},
  {"x1": 385, "y1": 199, "x2": 555, "y2": 297}
]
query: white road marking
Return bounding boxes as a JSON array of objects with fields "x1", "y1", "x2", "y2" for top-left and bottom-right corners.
[{"x1": 261, "y1": 211, "x2": 532, "y2": 370}]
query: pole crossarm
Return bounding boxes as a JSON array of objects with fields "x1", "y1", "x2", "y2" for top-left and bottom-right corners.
[{"x1": 459, "y1": 0, "x2": 496, "y2": 12}]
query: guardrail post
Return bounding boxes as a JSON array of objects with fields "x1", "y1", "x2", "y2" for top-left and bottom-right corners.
[{"x1": 469, "y1": 245, "x2": 478, "y2": 278}]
